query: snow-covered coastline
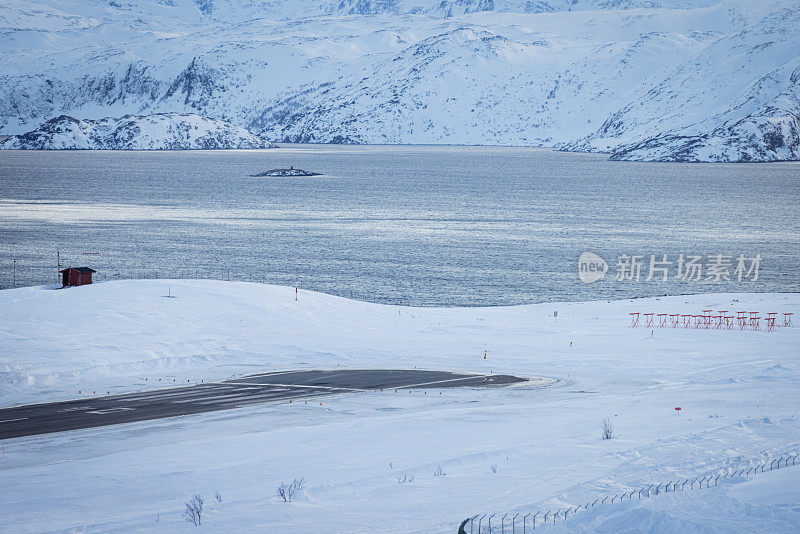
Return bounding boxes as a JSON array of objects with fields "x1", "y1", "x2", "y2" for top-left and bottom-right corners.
[
  {"x1": 2, "y1": 0, "x2": 799, "y2": 161},
  {"x1": 0, "y1": 113, "x2": 273, "y2": 150},
  {"x1": 0, "y1": 280, "x2": 798, "y2": 532}
]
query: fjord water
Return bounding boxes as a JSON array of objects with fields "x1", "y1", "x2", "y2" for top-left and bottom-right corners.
[{"x1": 1, "y1": 146, "x2": 798, "y2": 306}]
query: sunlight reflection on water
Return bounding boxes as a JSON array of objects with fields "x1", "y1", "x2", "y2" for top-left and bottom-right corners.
[{"x1": 1, "y1": 146, "x2": 798, "y2": 305}]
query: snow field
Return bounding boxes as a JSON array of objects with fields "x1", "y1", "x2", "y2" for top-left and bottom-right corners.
[{"x1": 0, "y1": 280, "x2": 798, "y2": 532}]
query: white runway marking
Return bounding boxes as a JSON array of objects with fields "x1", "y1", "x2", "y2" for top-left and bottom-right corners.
[
  {"x1": 86, "y1": 408, "x2": 135, "y2": 415},
  {"x1": 0, "y1": 417, "x2": 28, "y2": 423},
  {"x1": 172, "y1": 389, "x2": 292, "y2": 404},
  {"x1": 398, "y1": 375, "x2": 487, "y2": 389},
  {"x1": 233, "y1": 382, "x2": 363, "y2": 391},
  {"x1": 120, "y1": 388, "x2": 238, "y2": 402}
]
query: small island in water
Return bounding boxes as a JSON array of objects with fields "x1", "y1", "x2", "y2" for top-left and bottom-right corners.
[{"x1": 252, "y1": 166, "x2": 321, "y2": 177}]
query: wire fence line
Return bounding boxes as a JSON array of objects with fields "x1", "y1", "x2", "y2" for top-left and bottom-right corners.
[
  {"x1": 459, "y1": 453, "x2": 799, "y2": 533},
  {"x1": 0, "y1": 262, "x2": 426, "y2": 306},
  {"x1": 0, "y1": 261, "x2": 293, "y2": 289}
]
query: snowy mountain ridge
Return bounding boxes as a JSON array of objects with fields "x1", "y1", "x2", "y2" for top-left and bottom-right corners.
[
  {"x1": 202, "y1": 0, "x2": 722, "y2": 20},
  {"x1": 0, "y1": 113, "x2": 272, "y2": 150},
  {"x1": 1, "y1": 0, "x2": 799, "y2": 160}
]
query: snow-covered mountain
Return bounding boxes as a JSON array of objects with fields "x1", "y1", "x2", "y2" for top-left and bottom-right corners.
[
  {"x1": 1, "y1": 0, "x2": 798, "y2": 160},
  {"x1": 0, "y1": 113, "x2": 272, "y2": 150},
  {"x1": 180, "y1": 0, "x2": 722, "y2": 21}
]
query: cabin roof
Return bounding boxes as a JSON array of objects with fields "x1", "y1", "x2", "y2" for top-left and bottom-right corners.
[{"x1": 60, "y1": 267, "x2": 96, "y2": 273}]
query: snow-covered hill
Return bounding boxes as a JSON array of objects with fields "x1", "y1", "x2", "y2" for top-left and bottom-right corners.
[
  {"x1": 0, "y1": 113, "x2": 272, "y2": 150},
  {"x1": 0, "y1": 281, "x2": 798, "y2": 532},
  {"x1": 1, "y1": 0, "x2": 798, "y2": 160},
  {"x1": 607, "y1": 61, "x2": 800, "y2": 162}
]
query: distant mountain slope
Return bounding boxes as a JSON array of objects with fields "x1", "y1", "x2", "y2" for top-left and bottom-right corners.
[
  {"x1": 567, "y1": 4, "x2": 800, "y2": 161},
  {"x1": 191, "y1": 0, "x2": 721, "y2": 20},
  {"x1": 1, "y1": 0, "x2": 798, "y2": 160},
  {"x1": 608, "y1": 63, "x2": 800, "y2": 162},
  {"x1": 0, "y1": 114, "x2": 272, "y2": 150}
]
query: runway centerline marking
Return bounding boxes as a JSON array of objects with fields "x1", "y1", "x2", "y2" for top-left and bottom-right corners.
[
  {"x1": 398, "y1": 376, "x2": 490, "y2": 388},
  {"x1": 232, "y1": 382, "x2": 365, "y2": 391},
  {"x1": 86, "y1": 408, "x2": 135, "y2": 415}
]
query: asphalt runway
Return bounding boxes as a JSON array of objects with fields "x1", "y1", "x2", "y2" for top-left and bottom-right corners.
[{"x1": 0, "y1": 369, "x2": 525, "y2": 440}]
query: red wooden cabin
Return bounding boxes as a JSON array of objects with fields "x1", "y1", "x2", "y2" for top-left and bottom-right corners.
[{"x1": 60, "y1": 267, "x2": 96, "y2": 287}]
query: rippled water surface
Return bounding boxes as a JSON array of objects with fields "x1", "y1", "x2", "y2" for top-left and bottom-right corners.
[{"x1": 1, "y1": 146, "x2": 798, "y2": 305}]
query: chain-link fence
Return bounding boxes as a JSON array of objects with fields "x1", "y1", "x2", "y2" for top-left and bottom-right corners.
[{"x1": 461, "y1": 453, "x2": 799, "y2": 533}]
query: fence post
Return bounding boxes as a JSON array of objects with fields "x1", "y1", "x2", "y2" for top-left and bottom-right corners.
[
  {"x1": 478, "y1": 514, "x2": 485, "y2": 534},
  {"x1": 714, "y1": 475, "x2": 720, "y2": 486},
  {"x1": 501, "y1": 513, "x2": 507, "y2": 534},
  {"x1": 531, "y1": 511, "x2": 538, "y2": 530},
  {"x1": 488, "y1": 513, "x2": 495, "y2": 533},
  {"x1": 512, "y1": 513, "x2": 518, "y2": 534}
]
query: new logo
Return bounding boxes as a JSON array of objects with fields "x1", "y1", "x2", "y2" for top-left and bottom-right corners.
[{"x1": 578, "y1": 252, "x2": 608, "y2": 284}]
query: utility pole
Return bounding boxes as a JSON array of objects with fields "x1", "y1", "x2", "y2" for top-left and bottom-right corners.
[
  {"x1": 13, "y1": 258, "x2": 16, "y2": 288},
  {"x1": 57, "y1": 250, "x2": 61, "y2": 284}
]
